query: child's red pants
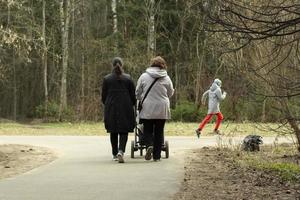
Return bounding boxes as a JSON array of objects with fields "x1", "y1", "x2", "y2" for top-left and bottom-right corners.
[{"x1": 198, "y1": 112, "x2": 224, "y2": 130}]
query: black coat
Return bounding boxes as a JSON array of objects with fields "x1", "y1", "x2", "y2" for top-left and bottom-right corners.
[{"x1": 101, "y1": 73, "x2": 136, "y2": 133}]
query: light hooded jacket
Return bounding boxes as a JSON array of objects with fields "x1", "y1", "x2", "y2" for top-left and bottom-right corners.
[
  {"x1": 202, "y1": 79, "x2": 227, "y2": 114},
  {"x1": 136, "y1": 66, "x2": 174, "y2": 119}
]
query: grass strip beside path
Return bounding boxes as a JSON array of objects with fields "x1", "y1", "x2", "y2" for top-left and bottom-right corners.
[
  {"x1": 0, "y1": 121, "x2": 283, "y2": 136},
  {"x1": 235, "y1": 145, "x2": 300, "y2": 182}
]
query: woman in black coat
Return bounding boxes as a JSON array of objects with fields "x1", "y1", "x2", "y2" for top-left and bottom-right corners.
[{"x1": 101, "y1": 57, "x2": 136, "y2": 163}]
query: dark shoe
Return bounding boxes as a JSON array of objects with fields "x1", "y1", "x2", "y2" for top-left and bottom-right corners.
[
  {"x1": 145, "y1": 146, "x2": 153, "y2": 160},
  {"x1": 214, "y1": 130, "x2": 221, "y2": 135},
  {"x1": 195, "y1": 129, "x2": 201, "y2": 138},
  {"x1": 153, "y1": 159, "x2": 161, "y2": 162},
  {"x1": 117, "y1": 151, "x2": 124, "y2": 163}
]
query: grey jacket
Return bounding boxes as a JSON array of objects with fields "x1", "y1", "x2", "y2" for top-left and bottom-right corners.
[
  {"x1": 136, "y1": 67, "x2": 174, "y2": 119},
  {"x1": 202, "y1": 79, "x2": 227, "y2": 114}
]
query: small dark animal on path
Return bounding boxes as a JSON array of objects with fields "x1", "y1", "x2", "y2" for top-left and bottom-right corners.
[{"x1": 241, "y1": 135, "x2": 263, "y2": 151}]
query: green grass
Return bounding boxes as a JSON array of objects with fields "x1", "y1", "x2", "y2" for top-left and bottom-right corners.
[
  {"x1": 263, "y1": 163, "x2": 300, "y2": 182},
  {"x1": 231, "y1": 144, "x2": 300, "y2": 182},
  {"x1": 239, "y1": 156, "x2": 300, "y2": 182},
  {"x1": 0, "y1": 122, "x2": 106, "y2": 136},
  {"x1": 165, "y1": 121, "x2": 282, "y2": 136},
  {"x1": 0, "y1": 121, "x2": 281, "y2": 136}
]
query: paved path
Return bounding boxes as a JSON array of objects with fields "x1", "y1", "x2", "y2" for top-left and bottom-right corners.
[{"x1": 0, "y1": 136, "x2": 293, "y2": 200}]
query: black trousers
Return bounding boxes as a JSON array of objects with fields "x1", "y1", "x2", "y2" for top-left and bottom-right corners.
[
  {"x1": 142, "y1": 119, "x2": 166, "y2": 160},
  {"x1": 110, "y1": 132, "x2": 128, "y2": 156}
]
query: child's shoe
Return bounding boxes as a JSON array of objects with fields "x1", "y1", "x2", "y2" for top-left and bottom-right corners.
[
  {"x1": 195, "y1": 129, "x2": 201, "y2": 138},
  {"x1": 214, "y1": 129, "x2": 221, "y2": 135}
]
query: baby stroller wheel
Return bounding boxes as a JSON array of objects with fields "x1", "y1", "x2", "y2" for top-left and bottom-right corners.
[
  {"x1": 131, "y1": 140, "x2": 135, "y2": 158},
  {"x1": 165, "y1": 141, "x2": 169, "y2": 159},
  {"x1": 140, "y1": 148, "x2": 143, "y2": 156}
]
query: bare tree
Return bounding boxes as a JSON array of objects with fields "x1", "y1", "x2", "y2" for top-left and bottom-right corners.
[
  {"x1": 147, "y1": 0, "x2": 156, "y2": 55},
  {"x1": 6, "y1": 2, "x2": 17, "y2": 121},
  {"x1": 42, "y1": 0, "x2": 48, "y2": 113},
  {"x1": 112, "y1": 0, "x2": 118, "y2": 34},
  {"x1": 59, "y1": 0, "x2": 71, "y2": 120},
  {"x1": 112, "y1": 0, "x2": 118, "y2": 51},
  {"x1": 194, "y1": 0, "x2": 300, "y2": 150}
]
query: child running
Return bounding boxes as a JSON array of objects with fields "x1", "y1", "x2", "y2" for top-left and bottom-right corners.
[{"x1": 195, "y1": 78, "x2": 227, "y2": 138}]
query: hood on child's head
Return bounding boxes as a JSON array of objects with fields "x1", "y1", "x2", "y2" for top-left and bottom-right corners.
[
  {"x1": 210, "y1": 78, "x2": 222, "y2": 91},
  {"x1": 214, "y1": 79, "x2": 222, "y2": 86}
]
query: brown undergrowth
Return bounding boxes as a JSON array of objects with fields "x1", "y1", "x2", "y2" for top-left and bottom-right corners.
[{"x1": 174, "y1": 144, "x2": 300, "y2": 200}]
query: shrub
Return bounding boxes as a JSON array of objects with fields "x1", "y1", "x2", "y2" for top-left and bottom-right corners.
[
  {"x1": 171, "y1": 101, "x2": 206, "y2": 122},
  {"x1": 35, "y1": 101, "x2": 75, "y2": 122}
]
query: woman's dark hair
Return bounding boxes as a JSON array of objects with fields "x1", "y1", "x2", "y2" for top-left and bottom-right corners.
[{"x1": 112, "y1": 57, "x2": 124, "y2": 77}]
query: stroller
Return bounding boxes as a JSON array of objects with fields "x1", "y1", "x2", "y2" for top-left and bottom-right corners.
[{"x1": 130, "y1": 107, "x2": 169, "y2": 159}]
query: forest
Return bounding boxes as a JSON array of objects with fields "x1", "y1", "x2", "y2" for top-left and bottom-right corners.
[{"x1": 0, "y1": 0, "x2": 299, "y2": 144}]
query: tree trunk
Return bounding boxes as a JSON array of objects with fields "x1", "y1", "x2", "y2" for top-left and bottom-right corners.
[
  {"x1": 42, "y1": 0, "x2": 48, "y2": 114},
  {"x1": 81, "y1": 53, "x2": 85, "y2": 119},
  {"x1": 147, "y1": 0, "x2": 155, "y2": 56},
  {"x1": 280, "y1": 99, "x2": 300, "y2": 152},
  {"x1": 287, "y1": 118, "x2": 300, "y2": 152},
  {"x1": 13, "y1": 51, "x2": 17, "y2": 121},
  {"x1": 261, "y1": 98, "x2": 266, "y2": 122},
  {"x1": 112, "y1": 0, "x2": 118, "y2": 34},
  {"x1": 59, "y1": 0, "x2": 71, "y2": 120},
  {"x1": 7, "y1": 3, "x2": 17, "y2": 120},
  {"x1": 111, "y1": 0, "x2": 118, "y2": 52},
  {"x1": 104, "y1": 3, "x2": 108, "y2": 34},
  {"x1": 81, "y1": 25, "x2": 85, "y2": 120},
  {"x1": 195, "y1": 33, "x2": 206, "y2": 104}
]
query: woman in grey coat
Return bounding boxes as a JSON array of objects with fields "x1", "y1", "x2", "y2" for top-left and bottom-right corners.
[
  {"x1": 136, "y1": 56, "x2": 174, "y2": 161},
  {"x1": 195, "y1": 78, "x2": 227, "y2": 137}
]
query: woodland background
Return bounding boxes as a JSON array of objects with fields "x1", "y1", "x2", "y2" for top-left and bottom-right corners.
[{"x1": 0, "y1": 0, "x2": 299, "y2": 143}]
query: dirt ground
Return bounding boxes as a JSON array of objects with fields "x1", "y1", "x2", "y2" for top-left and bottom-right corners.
[
  {"x1": 174, "y1": 146, "x2": 300, "y2": 200},
  {"x1": 0, "y1": 144, "x2": 57, "y2": 180}
]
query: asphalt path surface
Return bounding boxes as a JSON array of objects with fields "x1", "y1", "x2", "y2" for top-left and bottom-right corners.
[{"x1": 0, "y1": 135, "x2": 292, "y2": 200}]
